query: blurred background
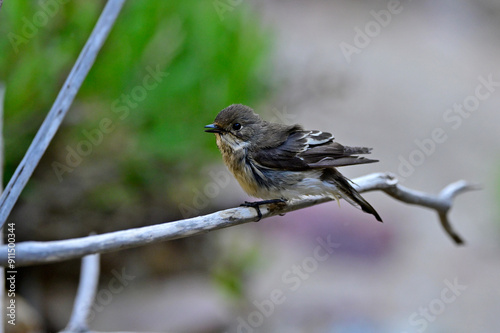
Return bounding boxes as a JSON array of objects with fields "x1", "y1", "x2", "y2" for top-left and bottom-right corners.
[{"x1": 1, "y1": 0, "x2": 500, "y2": 332}]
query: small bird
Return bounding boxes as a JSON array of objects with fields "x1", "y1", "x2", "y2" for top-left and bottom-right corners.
[{"x1": 205, "y1": 104, "x2": 382, "y2": 222}]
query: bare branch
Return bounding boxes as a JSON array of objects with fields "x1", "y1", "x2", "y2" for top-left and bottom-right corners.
[
  {"x1": 61, "y1": 254, "x2": 100, "y2": 333},
  {"x1": 0, "y1": 173, "x2": 477, "y2": 267},
  {"x1": 374, "y1": 174, "x2": 480, "y2": 244},
  {"x1": 0, "y1": 0, "x2": 126, "y2": 229}
]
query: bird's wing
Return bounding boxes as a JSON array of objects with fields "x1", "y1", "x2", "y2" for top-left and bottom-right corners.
[
  {"x1": 252, "y1": 130, "x2": 378, "y2": 170},
  {"x1": 300, "y1": 142, "x2": 378, "y2": 167}
]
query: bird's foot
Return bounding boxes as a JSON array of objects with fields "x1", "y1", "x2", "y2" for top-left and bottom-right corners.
[{"x1": 240, "y1": 198, "x2": 287, "y2": 221}]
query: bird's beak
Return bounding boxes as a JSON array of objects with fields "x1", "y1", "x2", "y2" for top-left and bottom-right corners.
[{"x1": 204, "y1": 124, "x2": 223, "y2": 133}]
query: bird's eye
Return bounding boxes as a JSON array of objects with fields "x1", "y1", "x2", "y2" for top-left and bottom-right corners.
[{"x1": 232, "y1": 123, "x2": 242, "y2": 131}]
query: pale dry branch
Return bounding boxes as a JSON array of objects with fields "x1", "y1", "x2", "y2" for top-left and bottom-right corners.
[
  {"x1": 0, "y1": 0, "x2": 126, "y2": 229},
  {"x1": 61, "y1": 254, "x2": 100, "y2": 333},
  {"x1": 366, "y1": 174, "x2": 479, "y2": 244},
  {"x1": 0, "y1": 172, "x2": 477, "y2": 267}
]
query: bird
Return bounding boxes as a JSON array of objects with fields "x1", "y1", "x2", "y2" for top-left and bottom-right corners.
[{"x1": 204, "y1": 104, "x2": 382, "y2": 222}]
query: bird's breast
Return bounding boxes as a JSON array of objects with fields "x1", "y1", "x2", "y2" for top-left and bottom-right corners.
[{"x1": 216, "y1": 136, "x2": 262, "y2": 197}]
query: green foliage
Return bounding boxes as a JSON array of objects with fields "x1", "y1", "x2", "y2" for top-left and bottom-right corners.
[
  {"x1": 0, "y1": 1, "x2": 272, "y2": 211},
  {"x1": 212, "y1": 241, "x2": 261, "y2": 299}
]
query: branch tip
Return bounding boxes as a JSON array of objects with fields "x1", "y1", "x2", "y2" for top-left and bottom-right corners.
[
  {"x1": 439, "y1": 180, "x2": 481, "y2": 203},
  {"x1": 438, "y1": 212, "x2": 465, "y2": 246}
]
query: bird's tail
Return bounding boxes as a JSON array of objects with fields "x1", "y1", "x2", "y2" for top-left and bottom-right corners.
[{"x1": 321, "y1": 168, "x2": 383, "y2": 222}]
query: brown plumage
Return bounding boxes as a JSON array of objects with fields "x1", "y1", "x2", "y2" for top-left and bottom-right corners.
[{"x1": 205, "y1": 104, "x2": 382, "y2": 222}]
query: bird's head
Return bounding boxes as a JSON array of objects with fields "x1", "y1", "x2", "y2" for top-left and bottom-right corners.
[{"x1": 205, "y1": 104, "x2": 263, "y2": 148}]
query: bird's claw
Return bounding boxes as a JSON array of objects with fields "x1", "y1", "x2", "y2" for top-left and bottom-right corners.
[{"x1": 240, "y1": 199, "x2": 287, "y2": 221}]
